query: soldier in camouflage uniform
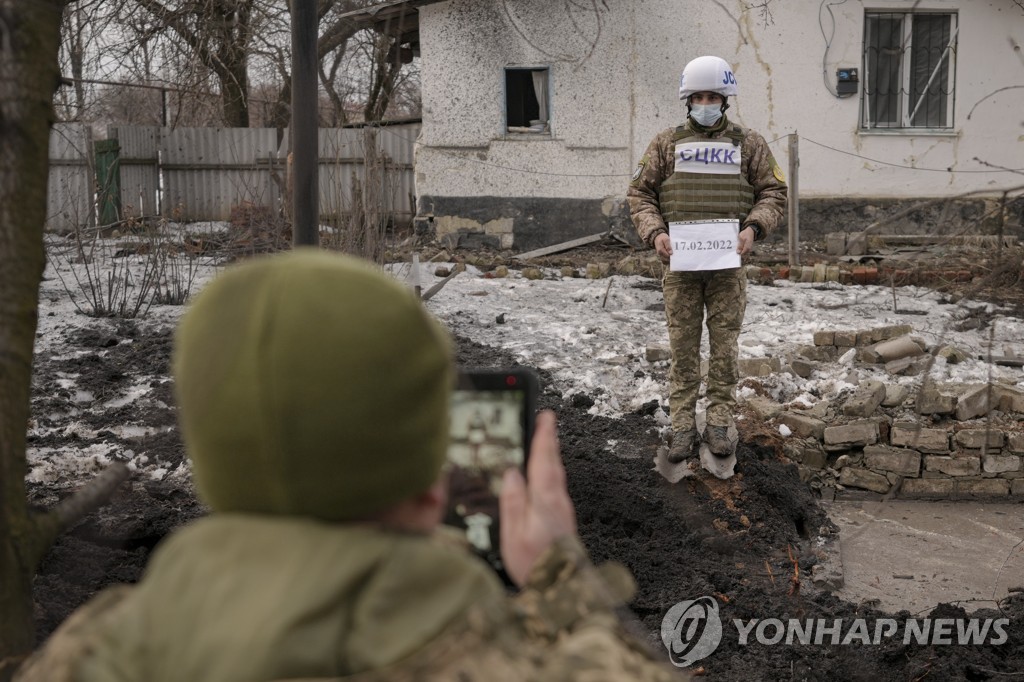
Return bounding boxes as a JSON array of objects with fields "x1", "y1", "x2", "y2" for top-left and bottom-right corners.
[
  {"x1": 628, "y1": 56, "x2": 787, "y2": 462},
  {"x1": 16, "y1": 250, "x2": 679, "y2": 682}
]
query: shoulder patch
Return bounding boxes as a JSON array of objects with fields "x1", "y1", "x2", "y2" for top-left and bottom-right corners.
[
  {"x1": 772, "y1": 160, "x2": 786, "y2": 183},
  {"x1": 630, "y1": 156, "x2": 648, "y2": 183}
]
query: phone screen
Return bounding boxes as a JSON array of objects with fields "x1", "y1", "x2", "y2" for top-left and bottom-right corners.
[{"x1": 445, "y1": 369, "x2": 537, "y2": 575}]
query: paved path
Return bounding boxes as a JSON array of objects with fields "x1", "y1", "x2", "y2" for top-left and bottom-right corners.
[{"x1": 825, "y1": 500, "x2": 1024, "y2": 614}]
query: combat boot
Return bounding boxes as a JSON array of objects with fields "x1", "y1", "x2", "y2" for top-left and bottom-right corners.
[
  {"x1": 705, "y1": 425, "x2": 733, "y2": 457},
  {"x1": 667, "y1": 428, "x2": 698, "y2": 463}
]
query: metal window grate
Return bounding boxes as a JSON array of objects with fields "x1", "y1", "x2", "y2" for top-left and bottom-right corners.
[{"x1": 862, "y1": 11, "x2": 957, "y2": 129}]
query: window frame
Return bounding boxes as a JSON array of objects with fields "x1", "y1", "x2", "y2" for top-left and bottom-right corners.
[
  {"x1": 503, "y1": 65, "x2": 551, "y2": 136},
  {"x1": 860, "y1": 10, "x2": 958, "y2": 131}
]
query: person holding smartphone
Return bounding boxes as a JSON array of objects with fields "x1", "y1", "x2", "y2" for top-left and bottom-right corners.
[
  {"x1": 17, "y1": 250, "x2": 677, "y2": 682},
  {"x1": 628, "y1": 55, "x2": 787, "y2": 463}
]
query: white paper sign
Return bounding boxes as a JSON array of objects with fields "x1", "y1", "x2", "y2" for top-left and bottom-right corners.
[
  {"x1": 674, "y1": 141, "x2": 742, "y2": 175},
  {"x1": 669, "y1": 220, "x2": 742, "y2": 271}
]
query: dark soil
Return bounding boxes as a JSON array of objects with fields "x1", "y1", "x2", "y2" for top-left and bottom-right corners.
[{"x1": 26, "y1": 250, "x2": 1024, "y2": 679}]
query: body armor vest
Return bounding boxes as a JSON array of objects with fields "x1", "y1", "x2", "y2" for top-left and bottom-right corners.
[{"x1": 659, "y1": 121, "x2": 755, "y2": 224}]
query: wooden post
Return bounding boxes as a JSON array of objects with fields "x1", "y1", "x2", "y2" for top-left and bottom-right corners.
[{"x1": 787, "y1": 132, "x2": 800, "y2": 267}]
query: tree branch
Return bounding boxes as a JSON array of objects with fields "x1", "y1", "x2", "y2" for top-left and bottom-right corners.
[{"x1": 30, "y1": 462, "x2": 131, "y2": 569}]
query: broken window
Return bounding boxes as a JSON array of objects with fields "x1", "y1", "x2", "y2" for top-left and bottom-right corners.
[
  {"x1": 862, "y1": 11, "x2": 957, "y2": 129},
  {"x1": 505, "y1": 67, "x2": 549, "y2": 133}
]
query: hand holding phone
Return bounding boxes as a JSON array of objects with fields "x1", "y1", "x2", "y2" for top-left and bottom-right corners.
[
  {"x1": 445, "y1": 368, "x2": 538, "y2": 577},
  {"x1": 499, "y1": 410, "x2": 578, "y2": 587}
]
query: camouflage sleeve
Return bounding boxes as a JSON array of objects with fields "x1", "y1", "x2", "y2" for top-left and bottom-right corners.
[
  {"x1": 741, "y1": 129, "x2": 788, "y2": 238},
  {"x1": 13, "y1": 586, "x2": 134, "y2": 682},
  {"x1": 627, "y1": 130, "x2": 676, "y2": 249},
  {"x1": 515, "y1": 537, "x2": 683, "y2": 681}
]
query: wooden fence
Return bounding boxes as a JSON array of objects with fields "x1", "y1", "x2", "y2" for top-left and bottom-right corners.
[{"x1": 46, "y1": 122, "x2": 420, "y2": 232}]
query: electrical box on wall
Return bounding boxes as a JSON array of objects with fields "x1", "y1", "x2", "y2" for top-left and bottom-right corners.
[{"x1": 836, "y1": 67, "x2": 859, "y2": 95}]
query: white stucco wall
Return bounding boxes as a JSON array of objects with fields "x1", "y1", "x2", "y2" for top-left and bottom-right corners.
[{"x1": 417, "y1": 0, "x2": 1024, "y2": 202}]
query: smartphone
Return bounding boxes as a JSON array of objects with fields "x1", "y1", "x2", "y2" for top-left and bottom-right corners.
[{"x1": 444, "y1": 367, "x2": 539, "y2": 576}]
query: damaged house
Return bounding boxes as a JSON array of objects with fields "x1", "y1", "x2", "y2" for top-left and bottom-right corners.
[{"x1": 361, "y1": 0, "x2": 1024, "y2": 251}]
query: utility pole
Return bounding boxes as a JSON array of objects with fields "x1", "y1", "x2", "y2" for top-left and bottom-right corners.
[
  {"x1": 787, "y1": 132, "x2": 800, "y2": 267},
  {"x1": 291, "y1": 0, "x2": 319, "y2": 246}
]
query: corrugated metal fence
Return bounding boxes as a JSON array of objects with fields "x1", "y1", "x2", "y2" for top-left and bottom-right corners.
[{"x1": 46, "y1": 122, "x2": 421, "y2": 231}]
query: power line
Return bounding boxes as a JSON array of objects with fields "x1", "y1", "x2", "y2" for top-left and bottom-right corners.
[{"x1": 380, "y1": 126, "x2": 1024, "y2": 179}]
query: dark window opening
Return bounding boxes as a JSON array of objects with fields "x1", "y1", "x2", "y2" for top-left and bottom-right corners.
[{"x1": 505, "y1": 68, "x2": 549, "y2": 133}]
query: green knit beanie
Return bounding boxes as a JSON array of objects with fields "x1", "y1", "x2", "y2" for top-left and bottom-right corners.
[{"x1": 172, "y1": 249, "x2": 453, "y2": 522}]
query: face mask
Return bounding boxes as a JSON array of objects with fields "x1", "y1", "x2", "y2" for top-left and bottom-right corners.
[{"x1": 690, "y1": 103, "x2": 723, "y2": 127}]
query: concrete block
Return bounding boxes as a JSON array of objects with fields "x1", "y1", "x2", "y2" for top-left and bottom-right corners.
[
  {"x1": 1012, "y1": 479, "x2": 1024, "y2": 496},
  {"x1": 842, "y1": 380, "x2": 886, "y2": 417},
  {"x1": 521, "y1": 267, "x2": 544, "y2": 280},
  {"x1": 790, "y1": 358, "x2": 819, "y2": 379},
  {"x1": 839, "y1": 467, "x2": 891, "y2": 494},
  {"x1": 916, "y1": 384, "x2": 958, "y2": 416},
  {"x1": 879, "y1": 324, "x2": 913, "y2": 340},
  {"x1": 824, "y1": 420, "x2": 880, "y2": 448},
  {"x1": 925, "y1": 455, "x2": 981, "y2": 477},
  {"x1": 789, "y1": 443, "x2": 827, "y2": 469},
  {"x1": 882, "y1": 384, "x2": 910, "y2": 407},
  {"x1": 826, "y1": 266, "x2": 840, "y2": 282},
  {"x1": 873, "y1": 335, "x2": 925, "y2": 363},
  {"x1": 856, "y1": 331, "x2": 875, "y2": 347},
  {"x1": 826, "y1": 232, "x2": 847, "y2": 255},
  {"x1": 813, "y1": 263, "x2": 827, "y2": 283},
  {"x1": 936, "y1": 345, "x2": 970, "y2": 364},
  {"x1": 738, "y1": 356, "x2": 781, "y2": 377},
  {"x1": 994, "y1": 385, "x2": 1024, "y2": 414},
  {"x1": 864, "y1": 445, "x2": 921, "y2": 476},
  {"x1": 955, "y1": 428, "x2": 1005, "y2": 450},
  {"x1": 891, "y1": 424, "x2": 950, "y2": 453},
  {"x1": 743, "y1": 395, "x2": 784, "y2": 420},
  {"x1": 834, "y1": 330, "x2": 857, "y2": 347},
  {"x1": 778, "y1": 412, "x2": 827, "y2": 441},
  {"x1": 1007, "y1": 432, "x2": 1024, "y2": 455},
  {"x1": 846, "y1": 232, "x2": 866, "y2": 256},
  {"x1": 956, "y1": 479, "x2": 1010, "y2": 498},
  {"x1": 983, "y1": 454, "x2": 1022, "y2": 474},
  {"x1": 585, "y1": 262, "x2": 611, "y2": 279},
  {"x1": 560, "y1": 266, "x2": 578, "y2": 278},
  {"x1": 956, "y1": 384, "x2": 993, "y2": 421},
  {"x1": 857, "y1": 347, "x2": 882, "y2": 364},
  {"x1": 645, "y1": 344, "x2": 672, "y2": 363},
  {"x1": 797, "y1": 345, "x2": 838, "y2": 363},
  {"x1": 806, "y1": 400, "x2": 831, "y2": 419},
  {"x1": 901, "y1": 478, "x2": 954, "y2": 498},
  {"x1": 813, "y1": 330, "x2": 835, "y2": 347},
  {"x1": 885, "y1": 357, "x2": 918, "y2": 376}
]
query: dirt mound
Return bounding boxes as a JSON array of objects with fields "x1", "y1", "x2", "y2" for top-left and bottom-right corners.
[{"x1": 25, "y1": 330, "x2": 1024, "y2": 678}]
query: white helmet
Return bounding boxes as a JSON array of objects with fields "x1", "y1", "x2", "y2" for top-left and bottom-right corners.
[{"x1": 678, "y1": 56, "x2": 738, "y2": 100}]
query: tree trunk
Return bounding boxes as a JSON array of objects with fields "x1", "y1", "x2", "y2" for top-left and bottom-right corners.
[
  {"x1": 364, "y1": 35, "x2": 402, "y2": 122},
  {"x1": 218, "y1": 57, "x2": 251, "y2": 128},
  {"x1": 0, "y1": 0, "x2": 69, "y2": 675}
]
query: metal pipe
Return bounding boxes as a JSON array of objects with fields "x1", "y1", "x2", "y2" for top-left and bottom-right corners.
[{"x1": 291, "y1": 0, "x2": 319, "y2": 247}]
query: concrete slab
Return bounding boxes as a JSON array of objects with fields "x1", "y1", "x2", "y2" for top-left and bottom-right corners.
[{"x1": 825, "y1": 500, "x2": 1024, "y2": 614}]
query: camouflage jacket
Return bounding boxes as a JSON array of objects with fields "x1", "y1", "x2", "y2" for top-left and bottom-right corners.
[
  {"x1": 16, "y1": 517, "x2": 681, "y2": 682},
  {"x1": 627, "y1": 117, "x2": 788, "y2": 248}
]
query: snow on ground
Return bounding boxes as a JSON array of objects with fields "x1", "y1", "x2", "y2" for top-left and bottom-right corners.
[
  {"x1": 415, "y1": 262, "x2": 1024, "y2": 418},
  {"x1": 27, "y1": 242, "x2": 1024, "y2": 488}
]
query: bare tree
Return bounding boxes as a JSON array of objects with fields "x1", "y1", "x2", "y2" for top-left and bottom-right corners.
[
  {"x1": 0, "y1": 1, "x2": 131, "y2": 676},
  {"x1": 107, "y1": 0, "x2": 258, "y2": 127}
]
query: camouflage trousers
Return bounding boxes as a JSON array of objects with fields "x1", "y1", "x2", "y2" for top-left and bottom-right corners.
[{"x1": 662, "y1": 267, "x2": 746, "y2": 433}]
